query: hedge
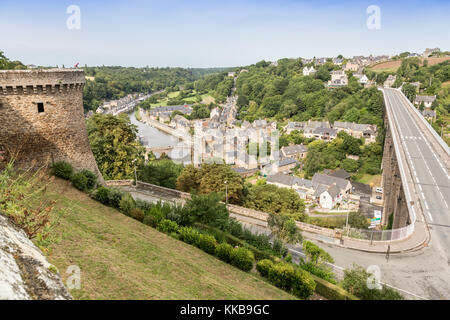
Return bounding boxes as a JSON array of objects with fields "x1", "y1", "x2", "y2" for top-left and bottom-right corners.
[
  {"x1": 157, "y1": 219, "x2": 179, "y2": 234},
  {"x1": 256, "y1": 259, "x2": 274, "y2": 278},
  {"x1": 196, "y1": 234, "x2": 217, "y2": 255},
  {"x1": 292, "y1": 269, "x2": 316, "y2": 299},
  {"x1": 178, "y1": 227, "x2": 201, "y2": 245},
  {"x1": 215, "y1": 243, "x2": 233, "y2": 263},
  {"x1": 230, "y1": 247, "x2": 254, "y2": 272},
  {"x1": 195, "y1": 224, "x2": 273, "y2": 261},
  {"x1": 311, "y1": 274, "x2": 359, "y2": 300}
]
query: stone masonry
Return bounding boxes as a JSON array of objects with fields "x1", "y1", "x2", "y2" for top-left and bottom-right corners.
[{"x1": 0, "y1": 69, "x2": 102, "y2": 180}]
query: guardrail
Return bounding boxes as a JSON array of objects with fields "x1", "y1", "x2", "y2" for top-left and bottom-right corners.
[
  {"x1": 379, "y1": 88, "x2": 417, "y2": 230},
  {"x1": 395, "y1": 88, "x2": 450, "y2": 156}
]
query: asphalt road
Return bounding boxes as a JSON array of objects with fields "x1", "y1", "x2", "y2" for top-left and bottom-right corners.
[{"x1": 384, "y1": 89, "x2": 450, "y2": 261}]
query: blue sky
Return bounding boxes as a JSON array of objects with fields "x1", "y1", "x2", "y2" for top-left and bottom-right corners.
[{"x1": 0, "y1": 0, "x2": 449, "y2": 67}]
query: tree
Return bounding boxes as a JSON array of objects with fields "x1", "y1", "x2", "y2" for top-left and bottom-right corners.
[
  {"x1": 176, "y1": 164, "x2": 245, "y2": 205},
  {"x1": 302, "y1": 241, "x2": 334, "y2": 266},
  {"x1": 87, "y1": 114, "x2": 145, "y2": 180},
  {"x1": 267, "y1": 214, "x2": 303, "y2": 244},
  {"x1": 244, "y1": 184, "x2": 306, "y2": 221},
  {"x1": 184, "y1": 192, "x2": 229, "y2": 229},
  {"x1": 343, "y1": 264, "x2": 404, "y2": 300},
  {"x1": 138, "y1": 159, "x2": 183, "y2": 189},
  {"x1": 348, "y1": 211, "x2": 369, "y2": 229},
  {"x1": 402, "y1": 83, "x2": 416, "y2": 102}
]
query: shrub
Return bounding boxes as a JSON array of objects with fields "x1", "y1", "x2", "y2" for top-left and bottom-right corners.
[
  {"x1": 135, "y1": 198, "x2": 154, "y2": 212},
  {"x1": 119, "y1": 193, "x2": 136, "y2": 216},
  {"x1": 300, "y1": 262, "x2": 336, "y2": 284},
  {"x1": 312, "y1": 275, "x2": 358, "y2": 300},
  {"x1": 143, "y1": 214, "x2": 158, "y2": 228},
  {"x1": 107, "y1": 188, "x2": 124, "y2": 209},
  {"x1": 256, "y1": 259, "x2": 274, "y2": 278},
  {"x1": 71, "y1": 172, "x2": 89, "y2": 191},
  {"x1": 130, "y1": 208, "x2": 144, "y2": 222},
  {"x1": 230, "y1": 247, "x2": 254, "y2": 272},
  {"x1": 178, "y1": 226, "x2": 201, "y2": 245},
  {"x1": 196, "y1": 234, "x2": 217, "y2": 255},
  {"x1": 292, "y1": 268, "x2": 316, "y2": 299},
  {"x1": 268, "y1": 263, "x2": 295, "y2": 291},
  {"x1": 157, "y1": 219, "x2": 179, "y2": 234},
  {"x1": 79, "y1": 169, "x2": 97, "y2": 190},
  {"x1": 215, "y1": 243, "x2": 234, "y2": 263},
  {"x1": 94, "y1": 186, "x2": 110, "y2": 205},
  {"x1": 51, "y1": 161, "x2": 73, "y2": 180}
]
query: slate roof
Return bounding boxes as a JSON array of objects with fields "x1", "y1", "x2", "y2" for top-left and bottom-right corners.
[
  {"x1": 351, "y1": 181, "x2": 372, "y2": 195},
  {"x1": 328, "y1": 169, "x2": 351, "y2": 180},
  {"x1": 278, "y1": 158, "x2": 300, "y2": 167},
  {"x1": 281, "y1": 144, "x2": 308, "y2": 156},
  {"x1": 312, "y1": 173, "x2": 350, "y2": 190},
  {"x1": 415, "y1": 95, "x2": 436, "y2": 103}
]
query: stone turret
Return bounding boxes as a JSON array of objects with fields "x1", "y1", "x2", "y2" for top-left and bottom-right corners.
[{"x1": 0, "y1": 69, "x2": 102, "y2": 180}]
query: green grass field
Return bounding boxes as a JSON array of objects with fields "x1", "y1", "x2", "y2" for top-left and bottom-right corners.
[{"x1": 43, "y1": 178, "x2": 296, "y2": 300}]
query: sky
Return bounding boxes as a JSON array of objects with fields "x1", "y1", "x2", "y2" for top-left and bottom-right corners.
[{"x1": 0, "y1": 0, "x2": 449, "y2": 68}]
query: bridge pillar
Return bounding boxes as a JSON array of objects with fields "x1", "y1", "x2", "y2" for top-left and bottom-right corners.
[{"x1": 382, "y1": 116, "x2": 409, "y2": 228}]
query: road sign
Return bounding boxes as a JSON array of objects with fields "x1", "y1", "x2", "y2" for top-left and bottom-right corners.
[{"x1": 374, "y1": 210, "x2": 382, "y2": 219}]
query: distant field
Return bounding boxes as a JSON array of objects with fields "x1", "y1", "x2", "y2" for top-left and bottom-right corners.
[
  {"x1": 368, "y1": 57, "x2": 450, "y2": 73},
  {"x1": 44, "y1": 178, "x2": 295, "y2": 300},
  {"x1": 442, "y1": 81, "x2": 450, "y2": 88}
]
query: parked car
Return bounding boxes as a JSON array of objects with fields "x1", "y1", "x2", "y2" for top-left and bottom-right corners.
[
  {"x1": 376, "y1": 195, "x2": 382, "y2": 200},
  {"x1": 375, "y1": 187, "x2": 383, "y2": 194}
]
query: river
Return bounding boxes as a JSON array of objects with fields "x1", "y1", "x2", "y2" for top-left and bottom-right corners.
[
  {"x1": 128, "y1": 110, "x2": 180, "y2": 148},
  {"x1": 128, "y1": 110, "x2": 192, "y2": 163}
]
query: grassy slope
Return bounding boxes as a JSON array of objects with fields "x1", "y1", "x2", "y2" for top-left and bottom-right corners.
[{"x1": 44, "y1": 179, "x2": 295, "y2": 300}]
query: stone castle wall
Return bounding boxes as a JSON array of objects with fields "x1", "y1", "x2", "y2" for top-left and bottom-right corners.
[{"x1": 0, "y1": 69, "x2": 102, "y2": 179}]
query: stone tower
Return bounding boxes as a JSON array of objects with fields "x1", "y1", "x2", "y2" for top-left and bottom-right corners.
[{"x1": 0, "y1": 69, "x2": 102, "y2": 180}]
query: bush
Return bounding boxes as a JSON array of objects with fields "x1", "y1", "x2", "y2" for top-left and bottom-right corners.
[
  {"x1": 130, "y1": 208, "x2": 144, "y2": 222},
  {"x1": 71, "y1": 172, "x2": 89, "y2": 191},
  {"x1": 157, "y1": 219, "x2": 179, "y2": 234},
  {"x1": 300, "y1": 262, "x2": 336, "y2": 284},
  {"x1": 94, "y1": 186, "x2": 110, "y2": 205},
  {"x1": 51, "y1": 161, "x2": 73, "y2": 180},
  {"x1": 256, "y1": 259, "x2": 274, "y2": 278},
  {"x1": 135, "y1": 198, "x2": 154, "y2": 212},
  {"x1": 267, "y1": 263, "x2": 295, "y2": 291},
  {"x1": 178, "y1": 227, "x2": 201, "y2": 245},
  {"x1": 143, "y1": 214, "x2": 158, "y2": 228},
  {"x1": 107, "y1": 188, "x2": 124, "y2": 209},
  {"x1": 311, "y1": 275, "x2": 358, "y2": 300},
  {"x1": 79, "y1": 169, "x2": 97, "y2": 190},
  {"x1": 292, "y1": 269, "x2": 316, "y2": 299},
  {"x1": 215, "y1": 243, "x2": 234, "y2": 263},
  {"x1": 119, "y1": 193, "x2": 136, "y2": 216},
  {"x1": 230, "y1": 247, "x2": 254, "y2": 272},
  {"x1": 196, "y1": 234, "x2": 217, "y2": 254}
]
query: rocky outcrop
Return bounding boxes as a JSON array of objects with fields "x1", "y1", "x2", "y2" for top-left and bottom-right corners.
[{"x1": 0, "y1": 214, "x2": 72, "y2": 300}]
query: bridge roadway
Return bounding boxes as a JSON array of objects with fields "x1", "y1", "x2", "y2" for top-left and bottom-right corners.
[{"x1": 383, "y1": 88, "x2": 450, "y2": 261}]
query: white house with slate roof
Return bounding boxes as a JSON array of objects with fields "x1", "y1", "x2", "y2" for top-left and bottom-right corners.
[{"x1": 414, "y1": 95, "x2": 436, "y2": 108}]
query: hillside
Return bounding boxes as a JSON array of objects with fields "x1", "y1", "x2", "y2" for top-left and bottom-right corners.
[
  {"x1": 368, "y1": 56, "x2": 450, "y2": 73},
  {"x1": 43, "y1": 178, "x2": 296, "y2": 300}
]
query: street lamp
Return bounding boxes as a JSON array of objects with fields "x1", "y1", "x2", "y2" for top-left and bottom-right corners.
[{"x1": 224, "y1": 180, "x2": 228, "y2": 205}]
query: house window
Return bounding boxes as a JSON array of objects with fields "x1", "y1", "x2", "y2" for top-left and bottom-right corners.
[{"x1": 37, "y1": 102, "x2": 44, "y2": 113}]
